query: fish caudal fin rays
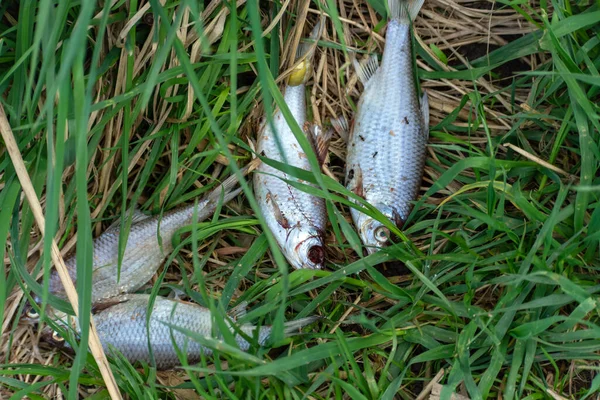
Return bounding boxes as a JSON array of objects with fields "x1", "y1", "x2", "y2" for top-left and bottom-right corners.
[
  {"x1": 352, "y1": 54, "x2": 379, "y2": 86},
  {"x1": 304, "y1": 122, "x2": 332, "y2": 167},
  {"x1": 388, "y1": 0, "x2": 425, "y2": 22},
  {"x1": 283, "y1": 316, "x2": 321, "y2": 337},
  {"x1": 331, "y1": 115, "x2": 350, "y2": 143},
  {"x1": 421, "y1": 90, "x2": 430, "y2": 138},
  {"x1": 227, "y1": 301, "x2": 248, "y2": 321},
  {"x1": 295, "y1": 17, "x2": 324, "y2": 61},
  {"x1": 205, "y1": 159, "x2": 259, "y2": 206},
  {"x1": 289, "y1": 18, "x2": 324, "y2": 86}
]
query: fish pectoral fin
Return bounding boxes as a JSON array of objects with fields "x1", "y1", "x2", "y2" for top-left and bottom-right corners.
[
  {"x1": 167, "y1": 287, "x2": 186, "y2": 301},
  {"x1": 91, "y1": 294, "x2": 136, "y2": 313},
  {"x1": 266, "y1": 190, "x2": 291, "y2": 229},
  {"x1": 305, "y1": 122, "x2": 332, "y2": 167},
  {"x1": 331, "y1": 116, "x2": 350, "y2": 143},
  {"x1": 421, "y1": 90, "x2": 430, "y2": 139},
  {"x1": 346, "y1": 166, "x2": 365, "y2": 199},
  {"x1": 352, "y1": 54, "x2": 379, "y2": 86}
]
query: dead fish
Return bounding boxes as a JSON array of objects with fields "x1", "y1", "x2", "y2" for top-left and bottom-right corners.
[
  {"x1": 41, "y1": 294, "x2": 319, "y2": 369},
  {"x1": 39, "y1": 164, "x2": 254, "y2": 305},
  {"x1": 342, "y1": 0, "x2": 429, "y2": 253},
  {"x1": 253, "y1": 21, "x2": 331, "y2": 269}
]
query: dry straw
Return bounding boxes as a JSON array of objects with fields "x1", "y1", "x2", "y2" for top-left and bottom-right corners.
[{"x1": 0, "y1": 103, "x2": 123, "y2": 400}]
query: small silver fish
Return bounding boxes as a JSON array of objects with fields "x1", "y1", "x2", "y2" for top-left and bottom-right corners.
[
  {"x1": 41, "y1": 294, "x2": 318, "y2": 369},
  {"x1": 343, "y1": 0, "x2": 429, "y2": 253},
  {"x1": 41, "y1": 165, "x2": 253, "y2": 304},
  {"x1": 254, "y1": 22, "x2": 331, "y2": 270}
]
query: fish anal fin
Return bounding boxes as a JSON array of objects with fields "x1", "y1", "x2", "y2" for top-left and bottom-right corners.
[
  {"x1": 266, "y1": 191, "x2": 290, "y2": 229},
  {"x1": 352, "y1": 54, "x2": 379, "y2": 86},
  {"x1": 421, "y1": 90, "x2": 429, "y2": 139},
  {"x1": 304, "y1": 122, "x2": 331, "y2": 167},
  {"x1": 331, "y1": 116, "x2": 350, "y2": 143},
  {"x1": 91, "y1": 294, "x2": 134, "y2": 313}
]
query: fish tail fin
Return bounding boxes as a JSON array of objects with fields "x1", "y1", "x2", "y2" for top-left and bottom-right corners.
[
  {"x1": 227, "y1": 301, "x2": 248, "y2": 320},
  {"x1": 283, "y1": 316, "x2": 321, "y2": 337},
  {"x1": 251, "y1": 316, "x2": 321, "y2": 347},
  {"x1": 295, "y1": 17, "x2": 324, "y2": 62},
  {"x1": 289, "y1": 18, "x2": 324, "y2": 86},
  {"x1": 388, "y1": 0, "x2": 424, "y2": 22},
  {"x1": 205, "y1": 159, "x2": 260, "y2": 205}
]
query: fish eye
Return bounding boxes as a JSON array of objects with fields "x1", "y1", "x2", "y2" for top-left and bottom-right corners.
[
  {"x1": 374, "y1": 226, "x2": 389, "y2": 243},
  {"x1": 51, "y1": 331, "x2": 64, "y2": 342}
]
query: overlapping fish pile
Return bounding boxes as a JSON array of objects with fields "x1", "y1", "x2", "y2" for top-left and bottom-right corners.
[{"x1": 24, "y1": 0, "x2": 429, "y2": 370}]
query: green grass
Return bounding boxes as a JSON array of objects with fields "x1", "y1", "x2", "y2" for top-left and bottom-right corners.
[{"x1": 1, "y1": 0, "x2": 600, "y2": 399}]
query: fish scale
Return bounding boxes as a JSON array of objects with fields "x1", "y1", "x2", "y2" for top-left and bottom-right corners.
[{"x1": 345, "y1": 0, "x2": 429, "y2": 253}]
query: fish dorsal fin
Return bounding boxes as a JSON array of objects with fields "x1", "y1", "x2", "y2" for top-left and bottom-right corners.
[
  {"x1": 352, "y1": 54, "x2": 379, "y2": 86},
  {"x1": 105, "y1": 207, "x2": 150, "y2": 233},
  {"x1": 304, "y1": 122, "x2": 332, "y2": 167},
  {"x1": 131, "y1": 208, "x2": 151, "y2": 224},
  {"x1": 227, "y1": 301, "x2": 248, "y2": 321},
  {"x1": 331, "y1": 116, "x2": 350, "y2": 143},
  {"x1": 421, "y1": 90, "x2": 430, "y2": 139}
]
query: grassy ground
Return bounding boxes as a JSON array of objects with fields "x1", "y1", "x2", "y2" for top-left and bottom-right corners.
[{"x1": 1, "y1": 0, "x2": 599, "y2": 398}]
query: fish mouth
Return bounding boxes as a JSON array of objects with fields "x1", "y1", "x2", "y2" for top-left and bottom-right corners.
[
  {"x1": 290, "y1": 234, "x2": 325, "y2": 270},
  {"x1": 305, "y1": 245, "x2": 325, "y2": 269}
]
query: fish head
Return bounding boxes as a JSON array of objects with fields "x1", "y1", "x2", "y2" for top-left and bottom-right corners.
[
  {"x1": 355, "y1": 213, "x2": 391, "y2": 254},
  {"x1": 285, "y1": 228, "x2": 325, "y2": 270}
]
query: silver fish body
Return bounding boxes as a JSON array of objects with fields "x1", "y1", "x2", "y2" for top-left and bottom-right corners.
[
  {"x1": 345, "y1": 0, "x2": 429, "y2": 253},
  {"x1": 254, "y1": 24, "x2": 329, "y2": 269},
  {"x1": 45, "y1": 172, "x2": 244, "y2": 304},
  {"x1": 43, "y1": 294, "x2": 317, "y2": 369}
]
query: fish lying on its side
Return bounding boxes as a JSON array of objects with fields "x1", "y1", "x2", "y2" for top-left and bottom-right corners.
[
  {"x1": 40, "y1": 164, "x2": 254, "y2": 305},
  {"x1": 342, "y1": 0, "x2": 429, "y2": 253},
  {"x1": 42, "y1": 294, "x2": 318, "y2": 369},
  {"x1": 254, "y1": 21, "x2": 331, "y2": 269}
]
